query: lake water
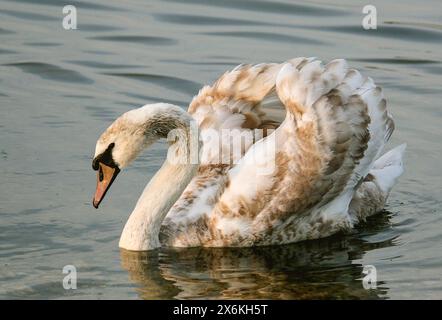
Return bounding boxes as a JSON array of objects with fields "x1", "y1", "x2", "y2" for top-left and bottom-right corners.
[{"x1": 0, "y1": 0, "x2": 441, "y2": 299}]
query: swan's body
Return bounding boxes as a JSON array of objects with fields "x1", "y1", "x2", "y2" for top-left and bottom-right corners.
[{"x1": 92, "y1": 57, "x2": 405, "y2": 251}]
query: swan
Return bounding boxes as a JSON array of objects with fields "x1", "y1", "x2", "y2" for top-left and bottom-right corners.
[{"x1": 92, "y1": 57, "x2": 406, "y2": 251}]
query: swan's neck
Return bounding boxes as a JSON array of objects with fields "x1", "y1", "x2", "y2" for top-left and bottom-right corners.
[
  {"x1": 118, "y1": 109, "x2": 199, "y2": 251},
  {"x1": 119, "y1": 160, "x2": 197, "y2": 251}
]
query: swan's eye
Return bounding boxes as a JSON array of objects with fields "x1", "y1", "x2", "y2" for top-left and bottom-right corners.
[
  {"x1": 92, "y1": 158, "x2": 99, "y2": 170},
  {"x1": 92, "y1": 142, "x2": 118, "y2": 174},
  {"x1": 99, "y1": 165, "x2": 104, "y2": 182}
]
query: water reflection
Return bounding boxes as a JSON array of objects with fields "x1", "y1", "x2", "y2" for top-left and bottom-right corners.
[{"x1": 120, "y1": 213, "x2": 393, "y2": 299}]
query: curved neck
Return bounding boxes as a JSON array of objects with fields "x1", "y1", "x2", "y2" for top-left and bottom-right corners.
[
  {"x1": 119, "y1": 160, "x2": 198, "y2": 251},
  {"x1": 119, "y1": 108, "x2": 199, "y2": 251}
]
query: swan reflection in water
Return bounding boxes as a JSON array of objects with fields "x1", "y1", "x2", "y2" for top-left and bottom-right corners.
[{"x1": 120, "y1": 212, "x2": 396, "y2": 299}]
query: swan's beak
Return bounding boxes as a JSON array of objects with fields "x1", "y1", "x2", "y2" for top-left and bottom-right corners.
[{"x1": 93, "y1": 162, "x2": 120, "y2": 209}]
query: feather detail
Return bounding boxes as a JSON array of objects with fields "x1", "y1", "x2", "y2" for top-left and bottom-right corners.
[{"x1": 158, "y1": 57, "x2": 404, "y2": 248}]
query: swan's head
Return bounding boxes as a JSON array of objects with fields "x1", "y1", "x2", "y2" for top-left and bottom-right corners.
[
  {"x1": 91, "y1": 110, "x2": 150, "y2": 209},
  {"x1": 91, "y1": 103, "x2": 190, "y2": 208}
]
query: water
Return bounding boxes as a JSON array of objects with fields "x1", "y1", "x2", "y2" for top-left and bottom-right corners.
[{"x1": 0, "y1": 0, "x2": 441, "y2": 299}]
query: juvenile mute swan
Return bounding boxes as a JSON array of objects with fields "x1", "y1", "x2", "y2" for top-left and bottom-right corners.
[{"x1": 92, "y1": 57, "x2": 406, "y2": 251}]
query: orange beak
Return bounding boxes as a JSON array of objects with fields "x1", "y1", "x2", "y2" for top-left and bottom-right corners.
[{"x1": 93, "y1": 162, "x2": 120, "y2": 209}]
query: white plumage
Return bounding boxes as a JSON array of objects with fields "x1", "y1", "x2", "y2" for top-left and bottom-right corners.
[{"x1": 92, "y1": 57, "x2": 406, "y2": 251}]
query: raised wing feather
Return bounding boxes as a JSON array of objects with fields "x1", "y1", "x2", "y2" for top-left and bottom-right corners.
[
  {"x1": 162, "y1": 57, "x2": 395, "y2": 247},
  {"x1": 205, "y1": 58, "x2": 393, "y2": 246}
]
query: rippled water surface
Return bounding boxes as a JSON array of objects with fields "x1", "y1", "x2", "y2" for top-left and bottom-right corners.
[{"x1": 1, "y1": 0, "x2": 441, "y2": 299}]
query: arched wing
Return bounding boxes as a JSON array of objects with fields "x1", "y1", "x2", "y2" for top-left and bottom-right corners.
[
  {"x1": 204, "y1": 58, "x2": 394, "y2": 246},
  {"x1": 162, "y1": 58, "x2": 394, "y2": 247}
]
